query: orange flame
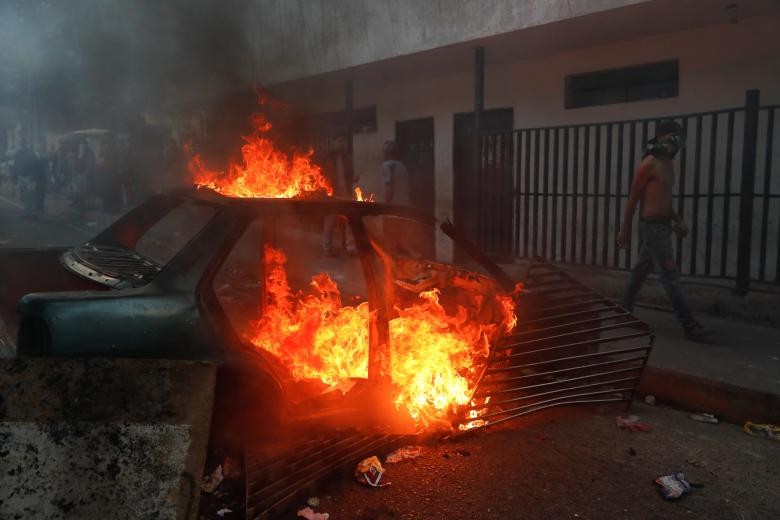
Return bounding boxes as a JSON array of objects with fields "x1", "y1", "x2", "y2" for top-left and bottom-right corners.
[
  {"x1": 189, "y1": 113, "x2": 332, "y2": 199},
  {"x1": 355, "y1": 186, "x2": 376, "y2": 203},
  {"x1": 246, "y1": 245, "x2": 517, "y2": 428}
]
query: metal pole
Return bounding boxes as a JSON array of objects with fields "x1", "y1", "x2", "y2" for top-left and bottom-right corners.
[
  {"x1": 735, "y1": 89, "x2": 760, "y2": 294},
  {"x1": 473, "y1": 47, "x2": 485, "y2": 245},
  {"x1": 474, "y1": 47, "x2": 485, "y2": 132},
  {"x1": 345, "y1": 79, "x2": 354, "y2": 159}
]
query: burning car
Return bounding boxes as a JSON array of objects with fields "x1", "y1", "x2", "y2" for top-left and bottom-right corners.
[{"x1": 0, "y1": 186, "x2": 520, "y2": 435}]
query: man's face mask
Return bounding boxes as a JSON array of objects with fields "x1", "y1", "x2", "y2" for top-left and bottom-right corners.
[
  {"x1": 659, "y1": 133, "x2": 685, "y2": 156},
  {"x1": 647, "y1": 133, "x2": 685, "y2": 159}
]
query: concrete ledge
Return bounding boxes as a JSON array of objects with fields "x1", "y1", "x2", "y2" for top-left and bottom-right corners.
[
  {"x1": 0, "y1": 358, "x2": 217, "y2": 520},
  {"x1": 638, "y1": 366, "x2": 780, "y2": 425}
]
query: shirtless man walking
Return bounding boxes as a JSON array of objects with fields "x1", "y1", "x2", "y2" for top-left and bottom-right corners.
[{"x1": 617, "y1": 120, "x2": 708, "y2": 340}]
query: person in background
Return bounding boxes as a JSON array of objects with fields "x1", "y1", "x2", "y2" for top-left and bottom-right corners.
[
  {"x1": 616, "y1": 120, "x2": 708, "y2": 340},
  {"x1": 380, "y1": 140, "x2": 415, "y2": 256},
  {"x1": 381, "y1": 140, "x2": 410, "y2": 206},
  {"x1": 71, "y1": 139, "x2": 95, "y2": 208},
  {"x1": 100, "y1": 135, "x2": 123, "y2": 216},
  {"x1": 321, "y1": 135, "x2": 356, "y2": 256},
  {"x1": 12, "y1": 140, "x2": 46, "y2": 218}
]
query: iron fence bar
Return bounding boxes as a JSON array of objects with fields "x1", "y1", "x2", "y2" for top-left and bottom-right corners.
[
  {"x1": 562, "y1": 127, "x2": 570, "y2": 262},
  {"x1": 514, "y1": 130, "x2": 522, "y2": 257},
  {"x1": 626, "y1": 122, "x2": 636, "y2": 269},
  {"x1": 498, "y1": 321, "x2": 646, "y2": 350},
  {"x1": 552, "y1": 127, "x2": 560, "y2": 260},
  {"x1": 690, "y1": 115, "x2": 703, "y2": 274},
  {"x1": 759, "y1": 107, "x2": 775, "y2": 282},
  {"x1": 501, "y1": 331, "x2": 651, "y2": 359},
  {"x1": 720, "y1": 110, "x2": 736, "y2": 277},
  {"x1": 614, "y1": 123, "x2": 624, "y2": 268},
  {"x1": 581, "y1": 126, "x2": 590, "y2": 264},
  {"x1": 507, "y1": 311, "x2": 632, "y2": 338},
  {"x1": 493, "y1": 132, "x2": 500, "y2": 252},
  {"x1": 626, "y1": 334, "x2": 655, "y2": 410},
  {"x1": 475, "y1": 376, "x2": 641, "y2": 409},
  {"x1": 603, "y1": 123, "x2": 613, "y2": 266},
  {"x1": 705, "y1": 113, "x2": 718, "y2": 276},
  {"x1": 528, "y1": 297, "x2": 611, "y2": 314},
  {"x1": 676, "y1": 116, "x2": 689, "y2": 269},
  {"x1": 523, "y1": 130, "x2": 531, "y2": 257},
  {"x1": 542, "y1": 127, "x2": 550, "y2": 258},
  {"x1": 592, "y1": 125, "x2": 601, "y2": 266},
  {"x1": 515, "y1": 304, "x2": 622, "y2": 326},
  {"x1": 467, "y1": 387, "x2": 636, "y2": 422},
  {"x1": 477, "y1": 354, "x2": 648, "y2": 390},
  {"x1": 572, "y1": 127, "x2": 581, "y2": 263},
  {"x1": 478, "y1": 366, "x2": 643, "y2": 398},
  {"x1": 505, "y1": 131, "x2": 515, "y2": 255},
  {"x1": 457, "y1": 398, "x2": 629, "y2": 432},
  {"x1": 489, "y1": 345, "x2": 651, "y2": 375},
  {"x1": 533, "y1": 129, "x2": 541, "y2": 257},
  {"x1": 737, "y1": 89, "x2": 760, "y2": 294}
]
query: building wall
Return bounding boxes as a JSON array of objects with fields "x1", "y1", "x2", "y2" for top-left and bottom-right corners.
[
  {"x1": 252, "y1": 0, "x2": 648, "y2": 85},
  {"x1": 284, "y1": 13, "x2": 780, "y2": 217}
]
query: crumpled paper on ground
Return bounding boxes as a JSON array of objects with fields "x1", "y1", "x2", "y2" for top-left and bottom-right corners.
[
  {"x1": 297, "y1": 506, "x2": 329, "y2": 520},
  {"x1": 385, "y1": 445, "x2": 422, "y2": 463},
  {"x1": 354, "y1": 456, "x2": 389, "y2": 487},
  {"x1": 655, "y1": 472, "x2": 691, "y2": 500}
]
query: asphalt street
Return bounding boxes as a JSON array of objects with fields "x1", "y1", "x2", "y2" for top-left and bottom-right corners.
[
  {"x1": 311, "y1": 404, "x2": 780, "y2": 520},
  {"x1": 0, "y1": 192, "x2": 92, "y2": 248}
]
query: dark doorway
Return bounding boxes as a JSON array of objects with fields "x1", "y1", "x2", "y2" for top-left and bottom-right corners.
[
  {"x1": 395, "y1": 117, "x2": 435, "y2": 257},
  {"x1": 453, "y1": 108, "x2": 514, "y2": 248}
]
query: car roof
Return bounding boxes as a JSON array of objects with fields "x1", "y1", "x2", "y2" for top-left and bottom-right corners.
[{"x1": 166, "y1": 186, "x2": 436, "y2": 223}]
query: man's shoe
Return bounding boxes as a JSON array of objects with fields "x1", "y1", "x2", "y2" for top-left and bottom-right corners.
[{"x1": 684, "y1": 321, "x2": 711, "y2": 341}]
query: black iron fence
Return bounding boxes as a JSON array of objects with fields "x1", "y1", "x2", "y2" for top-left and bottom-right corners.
[{"x1": 476, "y1": 90, "x2": 779, "y2": 291}]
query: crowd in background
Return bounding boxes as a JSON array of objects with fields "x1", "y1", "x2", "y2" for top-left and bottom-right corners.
[{"x1": 0, "y1": 130, "x2": 187, "y2": 219}]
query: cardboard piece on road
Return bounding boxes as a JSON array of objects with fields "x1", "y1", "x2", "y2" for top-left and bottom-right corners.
[{"x1": 0, "y1": 357, "x2": 216, "y2": 520}]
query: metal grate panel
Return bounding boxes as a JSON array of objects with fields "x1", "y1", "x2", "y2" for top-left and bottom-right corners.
[{"x1": 455, "y1": 260, "x2": 653, "y2": 431}]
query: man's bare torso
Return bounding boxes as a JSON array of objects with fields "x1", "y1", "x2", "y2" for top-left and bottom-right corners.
[{"x1": 639, "y1": 155, "x2": 674, "y2": 219}]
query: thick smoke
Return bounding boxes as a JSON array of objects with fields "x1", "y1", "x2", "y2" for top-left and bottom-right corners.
[{"x1": 0, "y1": 0, "x2": 257, "y2": 132}]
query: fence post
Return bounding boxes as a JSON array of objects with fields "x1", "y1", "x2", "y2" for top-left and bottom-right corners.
[{"x1": 735, "y1": 89, "x2": 760, "y2": 294}]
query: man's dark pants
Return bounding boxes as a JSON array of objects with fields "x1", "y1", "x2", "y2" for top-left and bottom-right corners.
[{"x1": 622, "y1": 219, "x2": 695, "y2": 330}]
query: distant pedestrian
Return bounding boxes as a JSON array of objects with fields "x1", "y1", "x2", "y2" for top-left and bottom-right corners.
[
  {"x1": 381, "y1": 140, "x2": 410, "y2": 206},
  {"x1": 71, "y1": 139, "x2": 95, "y2": 208},
  {"x1": 380, "y1": 141, "x2": 416, "y2": 256},
  {"x1": 321, "y1": 135, "x2": 356, "y2": 256},
  {"x1": 616, "y1": 120, "x2": 708, "y2": 340},
  {"x1": 12, "y1": 141, "x2": 46, "y2": 217}
]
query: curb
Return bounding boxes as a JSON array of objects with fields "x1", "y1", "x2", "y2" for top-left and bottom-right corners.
[{"x1": 637, "y1": 365, "x2": 780, "y2": 425}]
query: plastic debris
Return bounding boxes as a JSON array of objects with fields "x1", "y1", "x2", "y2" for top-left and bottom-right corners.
[
  {"x1": 616, "y1": 415, "x2": 651, "y2": 432},
  {"x1": 689, "y1": 413, "x2": 718, "y2": 424},
  {"x1": 744, "y1": 421, "x2": 780, "y2": 441},
  {"x1": 307, "y1": 497, "x2": 320, "y2": 508},
  {"x1": 202, "y1": 464, "x2": 224, "y2": 493},
  {"x1": 217, "y1": 508, "x2": 233, "y2": 517},
  {"x1": 297, "y1": 506, "x2": 329, "y2": 520},
  {"x1": 385, "y1": 446, "x2": 422, "y2": 463},
  {"x1": 644, "y1": 395, "x2": 656, "y2": 405},
  {"x1": 354, "y1": 456, "x2": 388, "y2": 487},
  {"x1": 655, "y1": 472, "x2": 691, "y2": 500}
]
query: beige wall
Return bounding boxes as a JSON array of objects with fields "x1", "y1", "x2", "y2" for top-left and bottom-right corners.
[
  {"x1": 284, "y1": 13, "x2": 780, "y2": 232},
  {"x1": 252, "y1": 0, "x2": 649, "y2": 85}
]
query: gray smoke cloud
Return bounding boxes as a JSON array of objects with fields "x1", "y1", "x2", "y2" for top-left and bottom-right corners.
[{"x1": 0, "y1": 0, "x2": 258, "y2": 132}]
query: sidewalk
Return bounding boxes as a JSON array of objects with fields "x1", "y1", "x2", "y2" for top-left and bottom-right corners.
[
  {"x1": 634, "y1": 307, "x2": 780, "y2": 424},
  {"x1": 0, "y1": 183, "x2": 120, "y2": 238},
  {"x1": 501, "y1": 261, "x2": 780, "y2": 424}
]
